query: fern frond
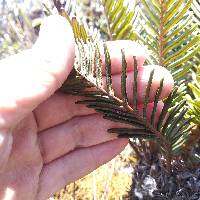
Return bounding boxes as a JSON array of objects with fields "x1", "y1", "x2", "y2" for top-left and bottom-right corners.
[
  {"x1": 75, "y1": 39, "x2": 188, "y2": 168},
  {"x1": 191, "y1": 0, "x2": 200, "y2": 23},
  {"x1": 100, "y1": 0, "x2": 138, "y2": 40},
  {"x1": 133, "y1": 56, "x2": 138, "y2": 110},
  {"x1": 136, "y1": 0, "x2": 200, "y2": 81},
  {"x1": 178, "y1": 66, "x2": 200, "y2": 162},
  {"x1": 186, "y1": 74, "x2": 200, "y2": 125},
  {"x1": 100, "y1": 0, "x2": 199, "y2": 81},
  {"x1": 187, "y1": 98, "x2": 200, "y2": 124},
  {"x1": 54, "y1": 2, "x2": 191, "y2": 172}
]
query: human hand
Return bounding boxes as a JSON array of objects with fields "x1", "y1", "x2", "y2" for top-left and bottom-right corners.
[{"x1": 0, "y1": 15, "x2": 173, "y2": 200}]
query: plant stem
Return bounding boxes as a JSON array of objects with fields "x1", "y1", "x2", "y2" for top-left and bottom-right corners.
[
  {"x1": 166, "y1": 146, "x2": 172, "y2": 174},
  {"x1": 159, "y1": 0, "x2": 166, "y2": 67}
]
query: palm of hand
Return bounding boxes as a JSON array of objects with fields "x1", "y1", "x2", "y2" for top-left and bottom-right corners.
[
  {"x1": 0, "y1": 93, "x2": 128, "y2": 200},
  {"x1": 0, "y1": 114, "x2": 43, "y2": 200}
]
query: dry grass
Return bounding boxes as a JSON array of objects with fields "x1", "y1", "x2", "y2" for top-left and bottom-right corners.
[{"x1": 50, "y1": 145, "x2": 135, "y2": 200}]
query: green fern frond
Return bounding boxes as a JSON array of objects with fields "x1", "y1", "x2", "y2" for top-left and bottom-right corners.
[
  {"x1": 191, "y1": 0, "x2": 200, "y2": 23},
  {"x1": 100, "y1": 0, "x2": 199, "y2": 81},
  {"x1": 135, "y1": 0, "x2": 200, "y2": 81},
  {"x1": 100, "y1": 0, "x2": 138, "y2": 40},
  {"x1": 186, "y1": 67, "x2": 200, "y2": 125},
  {"x1": 179, "y1": 66, "x2": 200, "y2": 160},
  {"x1": 187, "y1": 96, "x2": 200, "y2": 125}
]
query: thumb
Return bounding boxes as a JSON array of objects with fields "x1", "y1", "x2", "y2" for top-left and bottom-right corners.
[{"x1": 0, "y1": 15, "x2": 75, "y2": 129}]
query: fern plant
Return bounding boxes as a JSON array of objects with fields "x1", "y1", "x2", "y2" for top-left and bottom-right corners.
[
  {"x1": 53, "y1": 0, "x2": 200, "y2": 199},
  {"x1": 55, "y1": 0, "x2": 191, "y2": 171},
  {"x1": 187, "y1": 68, "x2": 200, "y2": 125},
  {"x1": 102, "y1": 0, "x2": 200, "y2": 198},
  {"x1": 182, "y1": 66, "x2": 200, "y2": 165},
  {"x1": 100, "y1": 0, "x2": 138, "y2": 40},
  {"x1": 191, "y1": 0, "x2": 200, "y2": 23},
  {"x1": 101, "y1": 0, "x2": 200, "y2": 82}
]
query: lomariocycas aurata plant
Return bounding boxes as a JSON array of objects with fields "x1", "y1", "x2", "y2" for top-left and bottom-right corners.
[{"x1": 53, "y1": 0, "x2": 192, "y2": 174}]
